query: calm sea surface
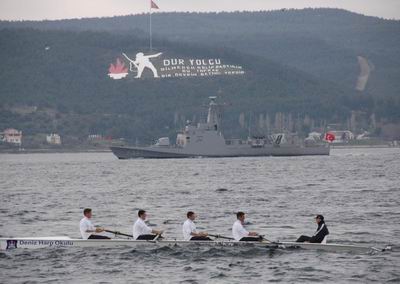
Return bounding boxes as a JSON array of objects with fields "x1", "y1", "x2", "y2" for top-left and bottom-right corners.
[{"x1": 1, "y1": 148, "x2": 399, "y2": 283}]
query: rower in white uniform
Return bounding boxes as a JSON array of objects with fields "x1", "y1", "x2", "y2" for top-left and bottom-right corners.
[
  {"x1": 133, "y1": 210, "x2": 163, "y2": 240},
  {"x1": 232, "y1": 211, "x2": 261, "y2": 241},
  {"x1": 182, "y1": 211, "x2": 212, "y2": 241},
  {"x1": 79, "y1": 208, "x2": 110, "y2": 239}
]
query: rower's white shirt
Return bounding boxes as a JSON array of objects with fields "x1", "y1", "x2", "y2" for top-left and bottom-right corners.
[
  {"x1": 232, "y1": 220, "x2": 249, "y2": 241},
  {"x1": 182, "y1": 219, "x2": 197, "y2": 241},
  {"x1": 80, "y1": 217, "x2": 95, "y2": 239},
  {"x1": 133, "y1": 218, "x2": 152, "y2": 239}
]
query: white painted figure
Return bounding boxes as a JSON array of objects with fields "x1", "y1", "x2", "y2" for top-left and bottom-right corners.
[{"x1": 122, "y1": 52, "x2": 162, "y2": 78}]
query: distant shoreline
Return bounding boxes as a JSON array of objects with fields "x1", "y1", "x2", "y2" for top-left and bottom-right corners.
[
  {"x1": 0, "y1": 148, "x2": 112, "y2": 154},
  {"x1": 330, "y1": 144, "x2": 397, "y2": 149}
]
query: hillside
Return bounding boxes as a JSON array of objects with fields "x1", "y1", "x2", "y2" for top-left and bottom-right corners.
[
  {"x1": 2, "y1": 9, "x2": 400, "y2": 98},
  {"x1": 0, "y1": 9, "x2": 399, "y2": 146}
]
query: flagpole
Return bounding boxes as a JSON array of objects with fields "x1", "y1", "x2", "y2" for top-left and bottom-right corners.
[{"x1": 149, "y1": 0, "x2": 152, "y2": 51}]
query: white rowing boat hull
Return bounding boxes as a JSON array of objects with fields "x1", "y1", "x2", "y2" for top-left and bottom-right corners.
[
  {"x1": 276, "y1": 241, "x2": 384, "y2": 254},
  {"x1": 0, "y1": 238, "x2": 385, "y2": 253}
]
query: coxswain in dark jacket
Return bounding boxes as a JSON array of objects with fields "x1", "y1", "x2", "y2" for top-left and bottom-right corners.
[{"x1": 296, "y1": 215, "x2": 329, "y2": 243}]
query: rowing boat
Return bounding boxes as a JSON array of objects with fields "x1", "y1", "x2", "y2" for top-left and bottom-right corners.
[{"x1": 0, "y1": 237, "x2": 390, "y2": 254}]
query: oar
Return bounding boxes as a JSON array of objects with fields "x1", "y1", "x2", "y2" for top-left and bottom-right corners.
[
  {"x1": 153, "y1": 233, "x2": 161, "y2": 242},
  {"x1": 259, "y1": 235, "x2": 273, "y2": 243},
  {"x1": 259, "y1": 235, "x2": 281, "y2": 246},
  {"x1": 208, "y1": 234, "x2": 235, "y2": 240},
  {"x1": 104, "y1": 230, "x2": 133, "y2": 238},
  {"x1": 147, "y1": 233, "x2": 162, "y2": 243}
]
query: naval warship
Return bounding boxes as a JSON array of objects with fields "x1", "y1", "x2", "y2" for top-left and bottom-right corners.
[{"x1": 110, "y1": 97, "x2": 330, "y2": 159}]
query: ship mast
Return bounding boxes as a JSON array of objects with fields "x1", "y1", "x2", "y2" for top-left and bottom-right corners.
[{"x1": 207, "y1": 96, "x2": 221, "y2": 131}]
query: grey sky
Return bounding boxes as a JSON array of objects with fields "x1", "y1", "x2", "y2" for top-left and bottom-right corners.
[{"x1": 1, "y1": 0, "x2": 399, "y2": 21}]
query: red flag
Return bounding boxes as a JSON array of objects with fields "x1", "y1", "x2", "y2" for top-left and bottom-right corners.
[
  {"x1": 324, "y1": 132, "x2": 335, "y2": 142},
  {"x1": 150, "y1": 0, "x2": 159, "y2": 9}
]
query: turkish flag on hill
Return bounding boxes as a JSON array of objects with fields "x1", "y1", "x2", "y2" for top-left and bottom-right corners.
[{"x1": 151, "y1": 0, "x2": 159, "y2": 9}]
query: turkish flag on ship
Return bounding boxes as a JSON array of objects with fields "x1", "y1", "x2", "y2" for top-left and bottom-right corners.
[
  {"x1": 325, "y1": 132, "x2": 335, "y2": 142},
  {"x1": 151, "y1": 0, "x2": 159, "y2": 9}
]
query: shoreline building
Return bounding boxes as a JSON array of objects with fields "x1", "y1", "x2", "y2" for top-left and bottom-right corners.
[
  {"x1": 0, "y1": 128, "x2": 23, "y2": 146},
  {"x1": 46, "y1": 134, "x2": 62, "y2": 145}
]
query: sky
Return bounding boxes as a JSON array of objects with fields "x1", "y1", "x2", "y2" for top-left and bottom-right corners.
[{"x1": 0, "y1": 0, "x2": 399, "y2": 21}]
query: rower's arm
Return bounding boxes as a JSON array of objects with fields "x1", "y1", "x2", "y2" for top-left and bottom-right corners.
[
  {"x1": 86, "y1": 228, "x2": 104, "y2": 233},
  {"x1": 238, "y1": 225, "x2": 252, "y2": 237},
  {"x1": 91, "y1": 226, "x2": 105, "y2": 233},
  {"x1": 191, "y1": 231, "x2": 208, "y2": 237},
  {"x1": 151, "y1": 229, "x2": 164, "y2": 235},
  {"x1": 141, "y1": 222, "x2": 158, "y2": 235}
]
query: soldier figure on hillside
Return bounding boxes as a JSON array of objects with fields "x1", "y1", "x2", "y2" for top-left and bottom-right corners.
[{"x1": 122, "y1": 52, "x2": 162, "y2": 78}]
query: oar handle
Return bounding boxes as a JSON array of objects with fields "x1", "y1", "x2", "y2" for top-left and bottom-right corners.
[{"x1": 104, "y1": 230, "x2": 133, "y2": 238}]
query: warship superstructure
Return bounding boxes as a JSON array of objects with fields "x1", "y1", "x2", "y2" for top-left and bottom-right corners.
[{"x1": 110, "y1": 97, "x2": 330, "y2": 159}]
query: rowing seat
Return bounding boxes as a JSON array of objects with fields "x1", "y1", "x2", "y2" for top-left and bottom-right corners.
[{"x1": 321, "y1": 236, "x2": 328, "y2": 244}]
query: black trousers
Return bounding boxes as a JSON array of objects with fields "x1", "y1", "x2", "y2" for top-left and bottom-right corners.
[
  {"x1": 296, "y1": 235, "x2": 311, "y2": 242},
  {"x1": 136, "y1": 234, "x2": 158, "y2": 240},
  {"x1": 88, "y1": 235, "x2": 110, "y2": 239},
  {"x1": 190, "y1": 236, "x2": 212, "y2": 241},
  {"x1": 239, "y1": 237, "x2": 261, "y2": 242}
]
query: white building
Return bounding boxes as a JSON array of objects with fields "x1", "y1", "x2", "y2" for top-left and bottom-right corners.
[
  {"x1": 46, "y1": 134, "x2": 62, "y2": 145},
  {"x1": 1, "y1": 128, "x2": 22, "y2": 146},
  {"x1": 88, "y1": 134, "x2": 103, "y2": 141},
  {"x1": 307, "y1": 132, "x2": 322, "y2": 140}
]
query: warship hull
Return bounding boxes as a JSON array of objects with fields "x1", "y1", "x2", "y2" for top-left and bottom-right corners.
[{"x1": 110, "y1": 145, "x2": 330, "y2": 159}]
